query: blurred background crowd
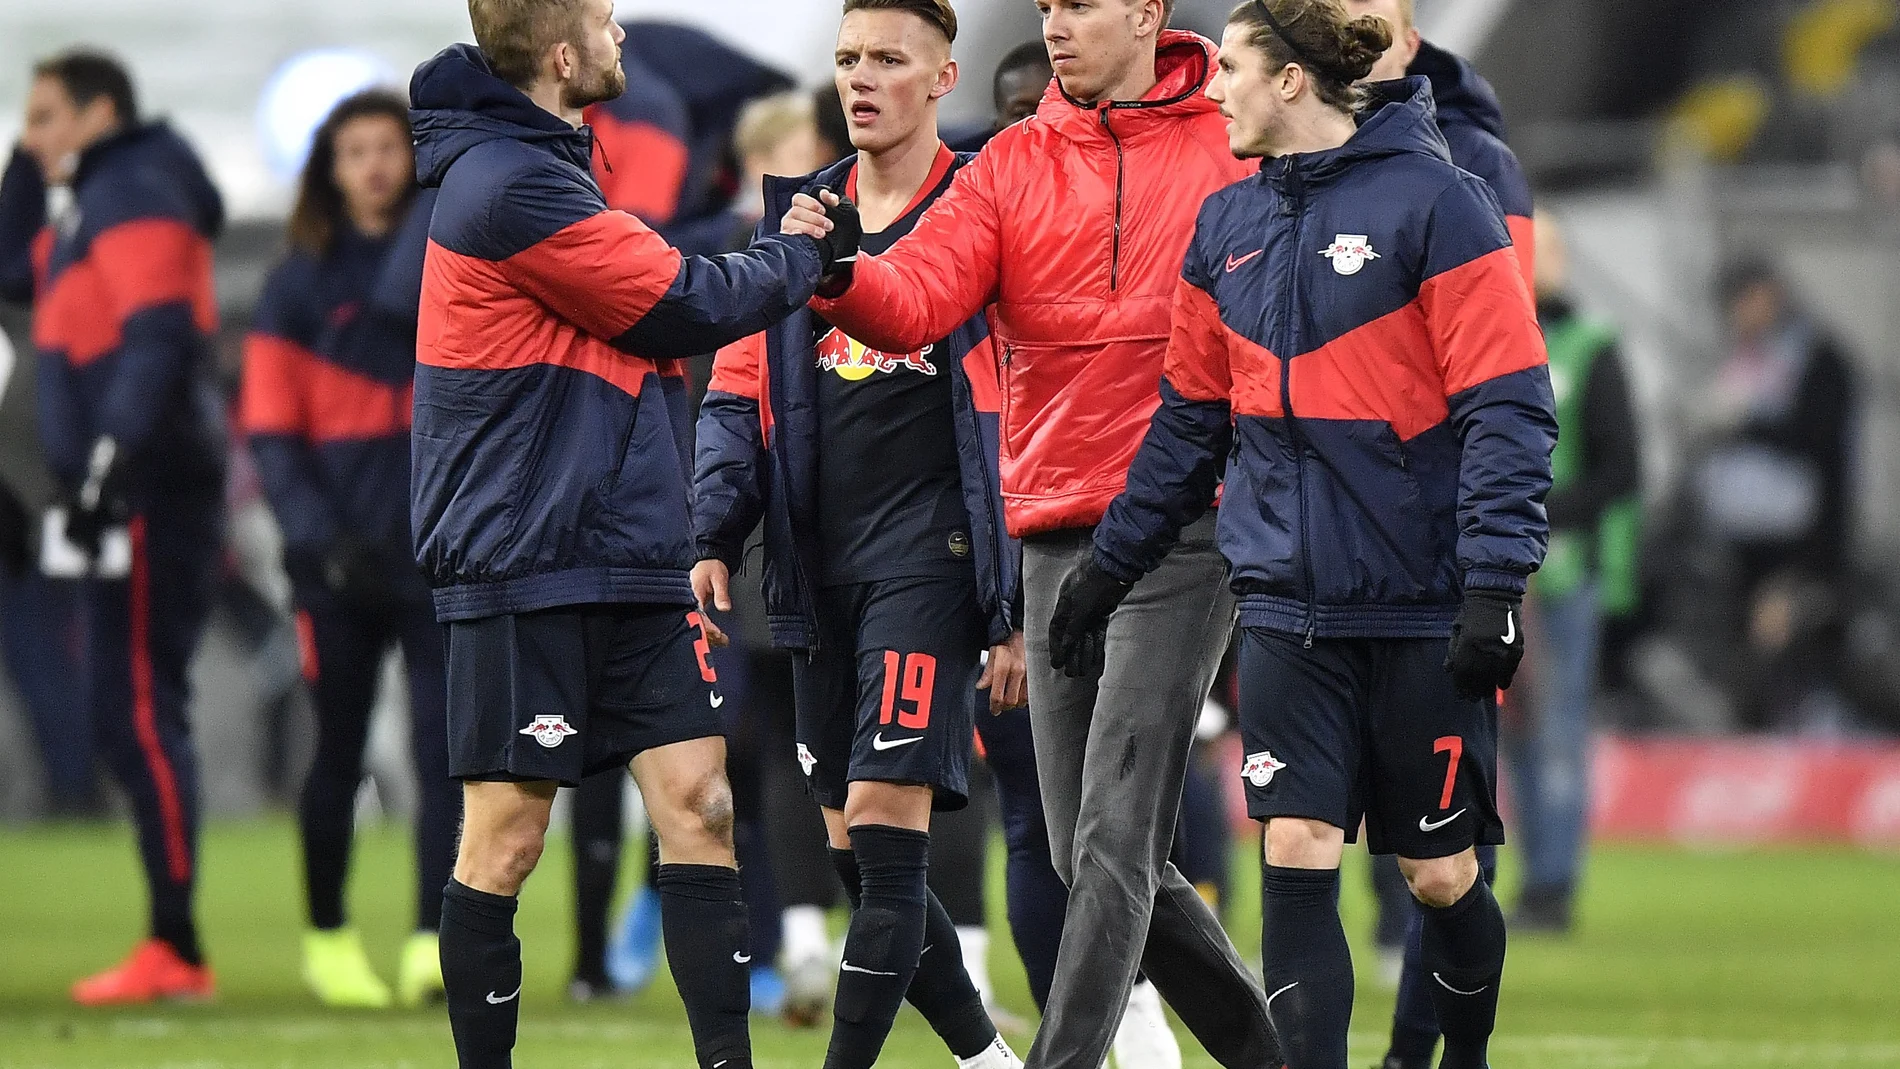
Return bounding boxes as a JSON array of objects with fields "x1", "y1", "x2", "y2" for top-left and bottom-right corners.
[{"x1": 2, "y1": 0, "x2": 1899, "y2": 981}]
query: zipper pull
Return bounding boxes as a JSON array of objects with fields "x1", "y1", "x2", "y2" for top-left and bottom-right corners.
[{"x1": 1304, "y1": 623, "x2": 1316, "y2": 650}]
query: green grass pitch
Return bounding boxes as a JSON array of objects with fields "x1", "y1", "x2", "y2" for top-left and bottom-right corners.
[{"x1": 0, "y1": 820, "x2": 1896, "y2": 1067}]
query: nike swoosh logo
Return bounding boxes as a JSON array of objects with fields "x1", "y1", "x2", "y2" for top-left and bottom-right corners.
[
  {"x1": 871, "y1": 733, "x2": 923, "y2": 751},
  {"x1": 710, "y1": 692, "x2": 725, "y2": 709},
  {"x1": 1265, "y1": 980, "x2": 1299, "y2": 1011},
  {"x1": 1226, "y1": 249, "x2": 1265, "y2": 273},
  {"x1": 485, "y1": 985, "x2": 521, "y2": 1004},
  {"x1": 840, "y1": 962, "x2": 898, "y2": 976},
  {"x1": 733, "y1": 951, "x2": 751, "y2": 964},
  {"x1": 1432, "y1": 972, "x2": 1489, "y2": 996},
  {"x1": 1419, "y1": 808, "x2": 1467, "y2": 833},
  {"x1": 1502, "y1": 611, "x2": 1517, "y2": 645}
]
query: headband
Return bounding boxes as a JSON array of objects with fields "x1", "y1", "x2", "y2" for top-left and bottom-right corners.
[{"x1": 1251, "y1": 0, "x2": 1334, "y2": 77}]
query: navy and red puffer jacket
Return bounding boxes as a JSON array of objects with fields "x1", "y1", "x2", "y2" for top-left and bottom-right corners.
[
  {"x1": 239, "y1": 193, "x2": 434, "y2": 599},
  {"x1": 408, "y1": 44, "x2": 826, "y2": 622},
  {"x1": 1410, "y1": 41, "x2": 1535, "y2": 285},
  {"x1": 0, "y1": 125, "x2": 226, "y2": 499},
  {"x1": 1093, "y1": 79, "x2": 1557, "y2": 640},
  {"x1": 811, "y1": 30, "x2": 1255, "y2": 538}
]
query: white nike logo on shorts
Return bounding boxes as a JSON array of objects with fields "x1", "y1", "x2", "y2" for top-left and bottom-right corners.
[
  {"x1": 1502, "y1": 612, "x2": 1516, "y2": 644},
  {"x1": 1433, "y1": 972, "x2": 1489, "y2": 996},
  {"x1": 733, "y1": 951, "x2": 751, "y2": 964},
  {"x1": 710, "y1": 692, "x2": 725, "y2": 708},
  {"x1": 1418, "y1": 808, "x2": 1467, "y2": 833},
  {"x1": 840, "y1": 961, "x2": 898, "y2": 976},
  {"x1": 872, "y1": 733, "x2": 923, "y2": 751},
  {"x1": 486, "y1": 984, "x2": 521, "y2": 1004}
]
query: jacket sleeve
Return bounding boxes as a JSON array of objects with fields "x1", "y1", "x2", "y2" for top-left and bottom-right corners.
[
  {"x1": 89, "y1": 216, "x2": 214, "y2": 455},
  {"x1": 1419, "y1": 176, "x2": 1558, "y2": 595},
  {"x1": 808, "y1": 147, "x2": 1003, "y2": 355},
  {"x1": 1092, "y1": 241, "x2": 1235, "y2": 583},
  {"x1": 1545, "y1": 342, "x2": 1639, "y2": 531},
  {"x1": 496, "y1": 167, "x2": 825, "y2": 361},
  {"x1": 239, "y1": 266, "x2": 340, "y2": 553},
  {"x1": 692, "y1": 332, "x2": 768, "y2": 570},
  {"x1": 0, "y1": 147, "x2": 46, "y2": 303}
]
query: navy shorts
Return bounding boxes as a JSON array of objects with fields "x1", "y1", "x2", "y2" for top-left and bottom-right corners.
[
  {"x1": 1236, "y1": 627, "x2": 1503, "y2": 859},
  {"x1": 791, "y1": 575, "x2": 984, "y2": 811},
  {"x1": 446, "y1": 604, "x2": 723, "y2": 786}
]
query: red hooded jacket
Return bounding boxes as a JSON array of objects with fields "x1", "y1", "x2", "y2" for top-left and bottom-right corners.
[{"x1": 812, "y1": 30, "x2": 1253, "y2": 537}]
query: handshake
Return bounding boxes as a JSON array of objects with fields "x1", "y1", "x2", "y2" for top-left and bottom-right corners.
[{"x1": 781, "y1": 186, "x2": 862, "y2": 282}]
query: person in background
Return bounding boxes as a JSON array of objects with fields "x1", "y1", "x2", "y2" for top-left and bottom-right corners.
[
  {"x1": 1504, "y1": 214, "x2": 1641, "y2": 935},
  {"x1": 585, "y1": 48, "x2": 691, "y2": 224},
  {"x1": 0, "y1": 49, "x2": 227, "y2": 1005},
  {"x1": 238, "y1": 90, "x2": 456, "y2": 1010},
  {"x1": 1340, "y1": 1, "x2": 1539, "y2": 1059},
  {"x1": 1694, "y1": 258, "x2": 1857, "y2": 729},
  {"x1": 668, "y1": 92, "x2": 834, "y2": 259},
  {"x1": 992, "y1": 42, "x2": 1055, "y2": 132}
]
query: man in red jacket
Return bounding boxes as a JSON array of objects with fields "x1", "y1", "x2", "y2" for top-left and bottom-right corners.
[{"x1": 788, "y1": 3, "x2": 1278, "y2": 1067}]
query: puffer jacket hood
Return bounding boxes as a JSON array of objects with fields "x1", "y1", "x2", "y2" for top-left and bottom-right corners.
[
  {"x1": 1410, "y1": 40, "x2": 1507, "y2": 141},
  {"x1": 410, "y1": 43, "x2": 592, "y2": 189},
  {"x1": 77, "y1": 122, "x2": 225, "y2": 240},
  {"x1": 1264, "y1": 78, "x2": 1453, "y2": 191}
]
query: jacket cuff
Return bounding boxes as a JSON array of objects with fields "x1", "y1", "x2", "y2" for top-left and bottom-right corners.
[
  {"x1": 1092, "y1": 545, "x2": 1144, "y2": 586},
  {"x1": 694, "y1": 538, "x2": 744, "y2": 574},
  {"x1": 1463, "y1": 567, "x2": 1528, "y2": 596}
]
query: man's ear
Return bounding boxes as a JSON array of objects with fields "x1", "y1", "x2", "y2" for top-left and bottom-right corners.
[
  {"x1": 549, "y1": 40, "x2": 574, "y2": 82},
  {"x1": 931, "y1": 58, "x2": 961, "y2": 101}
]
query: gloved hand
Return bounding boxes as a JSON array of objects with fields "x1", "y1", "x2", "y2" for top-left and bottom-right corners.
[
  {"x1": 323, "y1": 534, "x2": 400, "y2": 612},
  {"x1": 810, "y1": 187, "x2": 862, "y2": 275},
  {"x1": 1047, "y1": 557, "x2": 1135, "y2": 680},
  {"x1": 1444, "y1": 591, "x2": 1525, "y2": 700},
  {"x1": 65, "y1": 437, "x2": 127, "y2": 558}
]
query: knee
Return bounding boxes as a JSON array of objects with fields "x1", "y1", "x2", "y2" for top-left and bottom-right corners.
[
  {"x1": 459, "y1": 820, "x2": 546, "y2": 895},
  {"x1": 1264, "y1": 818, "x2": 1346, "y2": 869},
  {"x1": 1399, "y1": 852, "x2": 1479, "y2": 909},
  {"x1": 670, "y1": 772, "x2": 736, "y2": 850}
]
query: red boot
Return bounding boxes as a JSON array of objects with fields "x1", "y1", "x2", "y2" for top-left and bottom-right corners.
[{"x1": 72, "y1": 939, "x2": 215, "y2": 1006}]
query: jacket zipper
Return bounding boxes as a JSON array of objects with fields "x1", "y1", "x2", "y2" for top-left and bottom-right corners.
[
  {"x1": 1100, "y1": 108, "x2": 1126, "y2": 291},
  {"x1": 1276, "y1": 162, "x2": 1318, "y2": 648}
]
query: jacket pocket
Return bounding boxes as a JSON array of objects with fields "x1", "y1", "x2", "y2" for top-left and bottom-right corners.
[{"x1": 1302, "y1": 421, "x2": 1442, "y2": 605}]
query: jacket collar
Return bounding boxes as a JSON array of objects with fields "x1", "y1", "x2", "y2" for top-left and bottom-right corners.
[
  {"x1": 410, "y1": 43, "x2": 595, "y2": 189},
  {"x1": 1260, "y1": 76, "x2": 1451, "y2": 193},
  {"x1": 1037, "y1": 29, "x2": 1222, "y2": 141}
]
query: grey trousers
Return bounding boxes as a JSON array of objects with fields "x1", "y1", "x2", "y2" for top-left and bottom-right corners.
[{"x1": 1022, "y1": 516, "x2": 1279, "y2": 1069}]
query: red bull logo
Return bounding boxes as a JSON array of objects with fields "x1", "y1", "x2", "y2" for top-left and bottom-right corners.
[{"x1": 816, "y1": 326, "x2": 937, "y2": 381}]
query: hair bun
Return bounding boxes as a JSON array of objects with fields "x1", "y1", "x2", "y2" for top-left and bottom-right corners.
[{"x1": 1335, "y1": 14, "x2": 1395, "y2": 83}]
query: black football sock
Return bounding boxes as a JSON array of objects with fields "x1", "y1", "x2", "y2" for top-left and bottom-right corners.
[
  {"x1": 657, "y1": 864, "x2": 753, "y2": 1069},
  {"x1": 570, "y1": 772, "x2": 625, "y2": 983},
  {"x1": 829, "y1": 846, "x2": 996, "y2": 1059},
  {"x1": 824, "y1": 825, "x2": 931, "y2": 1069},
  {"x1": 441, "y1": 879, "x2": 521, "y2": 1069},
  {"x1": 1261, "y1": 864, "x2": 1353, "y2": 1069},
  {"x1": 1418, "y1": 875, "x2": 1506, "y2": 1069},
  {"x1": 1383, "y1": 910, "x2": 1440, "y2": 1069}
]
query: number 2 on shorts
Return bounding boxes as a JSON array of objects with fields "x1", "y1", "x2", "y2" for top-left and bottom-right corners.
[
  {"x1": 878, "y1": 651, "x2": 937, "y2": 729},
  {"x1": 1433, "y1": 735, "x2": 1463, "y2": 810}
]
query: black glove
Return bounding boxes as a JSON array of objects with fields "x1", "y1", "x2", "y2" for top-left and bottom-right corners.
[
  {"x1": 810, "y1": 187, "x2": 862, "y2": 275},
  {"x1": 1445, "y1": 591, "x2": 1525, "y2": 700},
  {"x1": 65, "y1": 437, "x2": 127, "y2": 559},
  {"x1": 1048, "y1": 557, "x2": 1135, "y2": 680},
  {"x1": 322, "y1": 534, "x2": 400, "y2": 612}
]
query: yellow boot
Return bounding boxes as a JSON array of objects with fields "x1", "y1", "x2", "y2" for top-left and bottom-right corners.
[
  {"x1": 303, "y1": 929, "x2": 392, "y2": 1009},
  {"x1": 397, "y1": 931, "x2": 445, "y2": 1009}
]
